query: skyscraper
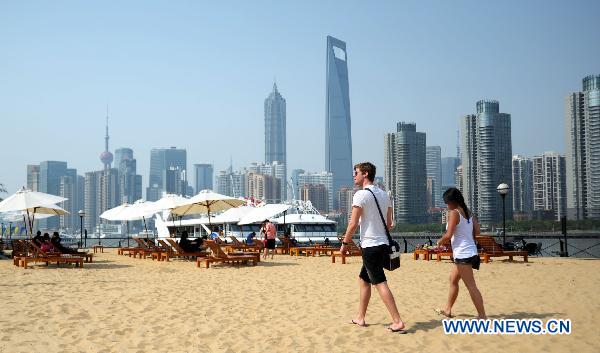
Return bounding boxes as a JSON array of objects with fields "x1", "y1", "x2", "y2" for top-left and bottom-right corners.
[
  {"x1": 26, "y1": 165, "x2": 40, "y2": 192},
  {"x1": 325, "y1": 35, "x2": 353, "y2": 209},
  {"x1": 194, "y1": 164, "x2": 214, "y2": 193},
  {"x1": 533, "y1": 152, "x2": 567, "y2": 221},
  {"x1": 441, "y1": 157, "x2": 460, "y2": 190},
  {"x1": 565, "y1": 74, "x2": 600, "y2": 219},
  {"x1": 461, "y1": 100, "x2": 513, "y2": 225},
  {"x1": 384, "y1": 122, "x2": 427, "y2": 224},
  {"x1": 426, "y1": 146, "x2": 442, "y2": 207},
  {"x1": 115, "y1": 147, "x2": 142, "y2": 204},
  {"x1": 512, "y1": 155, "x2": 533, "y2": 216},
  {"x1": 147, "y1": 147, "x2": 187, "y2": 200},
  {"x1": 265, "y1": 82, "x2": 286, "y2": 165},
  {"x1": 38, "y1": 161, "x2": 67, "y2": 229}
]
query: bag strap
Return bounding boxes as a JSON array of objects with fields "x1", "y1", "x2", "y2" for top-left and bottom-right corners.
[{"x1": 364, "y1": 187, "x2": 394, "y2": 246}]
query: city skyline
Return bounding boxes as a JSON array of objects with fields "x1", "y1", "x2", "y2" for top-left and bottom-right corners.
[{"x1": 1, "y1": 1, "x2": 599, "y2": 196}]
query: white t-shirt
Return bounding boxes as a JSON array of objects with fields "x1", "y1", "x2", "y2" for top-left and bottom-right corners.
[{"x1": 352, "y1": 185, "x2": 391, "y2": 248}]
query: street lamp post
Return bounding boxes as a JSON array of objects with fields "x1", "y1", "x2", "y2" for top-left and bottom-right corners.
[
  {"x1": 497, "y1": 183, "x2": 510, "y2": 248},
  {"x1": 78, "y1": 210, "x2": 85, "y2": 249}
]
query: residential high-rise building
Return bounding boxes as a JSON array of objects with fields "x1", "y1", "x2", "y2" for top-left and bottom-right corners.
[
  {"x1": 265, "y1": 82, "x2": 286, "y2": 166},
  {"x1": 565, "y1": 74, "x2": 600, "y2": 219},
  {"x1": 298, "y1": 171, "x2": 333, "y2": 212},
  {"x1": 290, "y1": 169, "x2": 305, "y2": 200},
  {"x1": 460, "y1": 100, "x2": 513, "y2": 225},
  {"x1": 455, "y1": 165, "x2": 464, "y2": 192},
  {"x1": 84, "y1": 170, "x2": 100, "y2": 233},
  {"x1": 246, "y1": 172, "x2": 281, "y2": 204},
  {"x1": 441, "y1": 157, "x2": 460, "y2": 190},
  {"x1": 247, "y1": 161, "x2": 286, "y2": 202},
  {"x1": 512, "y1": 155, "x2": 533, "y2": 215},
  {"x1": 533, "y1": 152, "x2": 567, "y2": 221},
  {"x1": 337, "y1": 186, "x2": 356, "y2": 222},
  {"x1": 384, "y1": 122, "x2": 427, "y2": 224},
  {"x1": 426, "y1": 146, "x2": 442, "y2": 206},
  {"x1": 147, "y1": 147, "x2": 187, "y2": 200},
  {"x1": 194, "y1": 164, "x2": 214, "y2": 193},
  {"x1": 325, "y1": 35, "x2": 353, "y2": 209},
  {"x1": 216, "y1": 169, "x2": 246, "y2": 198},
  {"x1": 300, "y1": 184, "x2": 329, "y2": 214}
]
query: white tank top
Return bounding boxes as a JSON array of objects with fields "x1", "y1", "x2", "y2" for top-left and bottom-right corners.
[{"x1": 447, "y1": 210, "x2": 478, "y2": 259}]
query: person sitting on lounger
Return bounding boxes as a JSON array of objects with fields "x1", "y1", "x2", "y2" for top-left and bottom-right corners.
[
  {"x1": 40, "y1": 233, "x2": 56, "y2": 252},
  {"x1": 246, "y1": 232, "x2": 256, "y2": 245},
  {"x1": 50, "y1": 232, "x2": 81, "y2": 254},
  {"x1": 179, "y1": 231, "x2": 201, "y2": 252},
  {"x1": 324, "y1": 238, "x2": 331, "y2": 246},
  {"x1": 32, "y1": 231, "x2": 43, "y2": 247}
]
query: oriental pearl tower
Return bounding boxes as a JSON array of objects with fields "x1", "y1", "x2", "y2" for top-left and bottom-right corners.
[
  {"x1": 100, "y1": 107, "x2": 113, "y2": 170},
  {"x1": 99, "y1": 107, "x2": 113, "y2": 220}
]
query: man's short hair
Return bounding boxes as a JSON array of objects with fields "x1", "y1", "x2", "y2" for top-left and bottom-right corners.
[{"x1": 354, "y1": 162, "x2": 376, "y2": 182}]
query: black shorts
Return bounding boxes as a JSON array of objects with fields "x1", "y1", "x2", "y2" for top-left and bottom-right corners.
[
  {"x1": 266, "y1": 239, "x2": 276, "y2": 249},
  {"x1": 455, "y1": 255, "x2": 481, "y2": 270},
  {"x1": 359, "y1": 244, "x2": 388, "y2": 285}
]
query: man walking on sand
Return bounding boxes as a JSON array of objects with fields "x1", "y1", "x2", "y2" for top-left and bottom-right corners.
[{"x1": 340, "y1": 162, "x2": 407, "y2": 333}]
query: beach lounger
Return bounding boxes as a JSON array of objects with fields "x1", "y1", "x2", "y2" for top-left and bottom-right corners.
[
  {"x1": 331, "y1": 239, "x2": 362, "y2": 264},
  {"x1": 165, "y1": 238, "x2": 209, "y2": 259},
  {"x1": 476, "y1": 236, "x2": 528, "y2": 263},
  {"x1": 197, "y1": 240, "x2": 259, "y2": 268}
]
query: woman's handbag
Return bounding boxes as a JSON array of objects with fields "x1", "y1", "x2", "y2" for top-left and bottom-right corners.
[{"x1": 365, "y1": 188, "x2": 401, "y2": 271}]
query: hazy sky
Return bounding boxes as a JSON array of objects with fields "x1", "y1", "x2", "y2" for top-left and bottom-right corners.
[{"x1": 1, "y1": 0, "x2": 598, "y2": 196}]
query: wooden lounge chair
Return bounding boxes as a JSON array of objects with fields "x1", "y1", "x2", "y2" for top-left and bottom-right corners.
[
  {"x1": 165, "y1": 238, "x2": 209, "y2": 259},
  {"x1": 476, "y1": 236, "x2": 528, "y2": 263},
  {"x1": 435, "y1": 239, "x2": 453, "y2": 262},
  {"x1": 197, "y1": 240, "x2": 259, "y2": 268},
  {"x1": 331, "y1": 239, "x2": 362, "y2": 264},
  {"x1": 16, "y1": 241, "x2": 86, "y2": 269},
  {"x1": 228, "y1": 236, "x2": 261, "y2": 252}
]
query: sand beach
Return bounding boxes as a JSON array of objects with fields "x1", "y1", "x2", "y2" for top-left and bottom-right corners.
[{"x1": 1, "y1": 251, "x2": 598, "y2": 353}]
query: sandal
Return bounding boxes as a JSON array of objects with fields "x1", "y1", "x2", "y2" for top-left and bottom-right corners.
[
  {"x1": 434, "y1": 308, "x2": 452, "y2": 318},
  {"x1": 387, "y1": 326, "x2": 408, "y2": 334},
  {"x1": 349, "y1": 319, "x2": 367, "y2": 327}
]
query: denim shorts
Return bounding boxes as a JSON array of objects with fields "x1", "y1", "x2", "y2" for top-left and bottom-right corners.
[
  {"x1": 359, "y1": 244, "x2": 388, "y2": 285},
  {"x1": 454, "y1": 254, "x2": 481, "y2": 270}
]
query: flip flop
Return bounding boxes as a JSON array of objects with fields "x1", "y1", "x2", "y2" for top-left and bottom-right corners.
[
  {"x1": 387, "y1": 326, "x2": 408, "y2": 334},
  {"x1": 434, "y1": 308, "x2": 453, "y2": 318},
  {"x1": 350, "y1": 319, "x2": 367, "y2": 327}
]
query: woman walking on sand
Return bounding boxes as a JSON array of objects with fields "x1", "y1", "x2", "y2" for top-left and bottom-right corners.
[{"x1": 435, "y1": 188, "x2": 487, "y2": 319}]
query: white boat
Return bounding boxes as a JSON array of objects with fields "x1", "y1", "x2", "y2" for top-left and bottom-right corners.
[{"x1": 156, "y1": 200, "x2": 337, "y2": 244}]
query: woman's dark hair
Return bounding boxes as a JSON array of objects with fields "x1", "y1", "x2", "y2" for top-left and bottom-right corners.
[{"x1": 443, "y1": 188, "x2": 471, "y2": 220}]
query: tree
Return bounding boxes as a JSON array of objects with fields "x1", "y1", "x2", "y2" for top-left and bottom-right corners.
[{"x1": 0, "y1": 182, "x2": 6, "y2": 201}]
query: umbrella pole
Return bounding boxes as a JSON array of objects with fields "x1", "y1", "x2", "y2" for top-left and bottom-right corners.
[
  {"x1": 127, "y1": 220, "x2": 130, "y2": 247},
  {"x1": 143, "y1": 216, "x2": 149, "y2": 239}
]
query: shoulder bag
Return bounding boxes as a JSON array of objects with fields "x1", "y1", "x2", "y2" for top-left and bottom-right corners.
[{"x1": 365, "y1": 188, "x2": 401, "y2": 271}]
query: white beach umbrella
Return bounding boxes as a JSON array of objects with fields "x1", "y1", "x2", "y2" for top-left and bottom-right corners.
[
  {"x1": 0, "y1": 187, "x2": 66, "y2": 213},
  {"x1": 238, "y1": 204, "x2": 292, "y2": 225},
  {"x1": 0, "y1": 188, "x2": 68, "y2": 235},
  {"x1": 171, "y1": 190, "x2": 245, "y2": 226},
  {"x1": 121, "y1": 200, "x2": 157, "y2": 236},
  {"x1": 152, "y1": 194, "x2": 189, "y2": 212},
  {"x1": 99, "y1": 203, "x2": 131, "y2": 221}
]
